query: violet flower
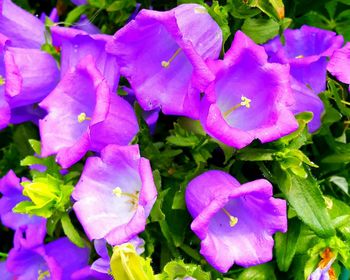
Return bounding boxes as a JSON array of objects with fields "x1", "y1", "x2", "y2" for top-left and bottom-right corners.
[
  {"x1": 106, "y1": 3, "x2": 222, "y2": 119},
  {"x1": 0, "y1": 170, "x2": 43, "y2": 230},
  {"x1": 201, "y1": 31, "x2": 298, "y2": 149},
  {"x1": 5, "y1": 222, "x2": 90, "y2": 280},
  {"x1": 39, "y1": 57, "x2": 138, "y2": 168},
  {"x1": 185, "y1": 170, "x2": 287, "y2": 273},
  {"x1": 0, "y1": 0, "x2": 45, "y2": 48},
  {"x1": 72, "y1": 144, "x2": 157, "y2": 245},
  {"x1": 327, "y1": 42, "x2": 350, "y2": 89},
  {"x1": 74, "y1": 15, "x2": 100, "y2": 34},
  {"x1": 0, "y1": 34, "x2": 10, "y2": 129},
  {"x1": 264, "y1": 25, "x2": 343, "y2": 132},
  {"x1": 51, "y1": 26, "x2": 118, "y2": 91}
]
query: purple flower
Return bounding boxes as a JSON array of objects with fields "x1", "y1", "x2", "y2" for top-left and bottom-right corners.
[
  {"x1": 0, "y1": 34, "x2": 10, "y2": 129},
  {"x1": 0, "y1": 170, "x2": 43, "y2": 230},
  {"x1": 200, "y1": 31, "x2": 298, "y2": 149},
  {"x1": 5, "y1": 222, "x2": 90, "y2": 280},
  {"x1": 264, "y1": 25, "x2": 343, "y2": 132},
  {"x1": 51, "y1": 26, "x2": 118, "y2": 91},
  {"x1": 0, "y1": 262, "x2": 12, "y2": 280},
  {"x1": 39, "y1": 57, "x2": 138, "y2": 168},
  {"x1": 40, "y1": 8, "x2": 59, "y2": 23},
  {"x1": 106, "y1": 4, "x2": 222, "y2": 119},
  {"x1": 0, "y1": 0, "x2": 45, "y2": 48},
  {"x1": 328, "y1": 42, "x2": 350, "y2": 88},
  {"x1": 71, "y1": 0, "x2": 87, "y2": 5},
  {"x1": 185, "y1": 170, "x2": 287, "y2": 273},
  {"x1": 72, "y1": 144, "x2": 157, "y2": 245}
]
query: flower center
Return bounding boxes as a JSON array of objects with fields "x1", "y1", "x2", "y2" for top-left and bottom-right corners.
[
  {"x1": 223, "y1": 96, "x2": 251, "y2": 118},
  {"x1": 161, "y1": 48, "x2": 182, "y2": 68},
  {"x1": 222, "y1": 208, "x2": 238, "y2": 227},
  {"x1": 77, "y1": 112, "x2": 91, "y2": 123},
  {"x1": 0, "y1": 75, "x2": 5, "y2": 86},
  {"x1": 295, "y1": 55, "x2": 304, "y2": 59},
  {"x1": 112, "y1": 187, "x2": 139, "y2": 209},
  {"x1": 37, "y1": 270, "x2": 50, "y2": 280}
]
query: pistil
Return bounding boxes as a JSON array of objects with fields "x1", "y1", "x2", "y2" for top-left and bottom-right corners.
[
  {"x1": 222, "y1": 208, "x2": 238, "y2": 227},
  {"x1": 77, "y1": 112, "x2": 92, "y2": 123},
  {"x1": 223, "y1": 96, "x2": 251, "y2": 118},
  {"x1": 38, "y1": 270, "x2": 50, "y2": 280},
  {"x1": 0, "y1": 75, "x2": 5, "y2": 86},
  {"x1": 161, "y1": 48, "x2": 182, "y2": 68},
  {"x1": 112, "y1": 187, "x2": 139, "y2": 209}
]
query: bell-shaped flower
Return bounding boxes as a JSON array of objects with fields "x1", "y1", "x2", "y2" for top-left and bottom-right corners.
[
  {"x1": 0, "y1": 170, "x2": 43, "y2": 230},
  {"x1": 39, "y1": 56, "x2": 139, "y2": 168},
  {"x1": 0, "y1": 0, "x2": 45, "y2": 48},
  {"x1": 51, "y1": 26, "x2": 118, "y2": 91},
  {"x1": 264, "y1": 25, "x2": 343, "y2": 132},
  {"x1": 5, "y1": 222, "x2": 90, "y2": 280},
  {"x1": 74, "y1": 15, "x2": 101, "y2": 34},
  {"x1": 185, "y1": 170, "x2": 287, "y2": 273},
  {"x1": 72, "y1": 144, "x2": 157, "y2": 245},
  {"x1": 106, "y1": 3, "x2": 222, "y2": 119},
  {"x1": 328, "y1": 42, "x2": 350, "y2": 89},
  {"x1": 201, "y1": 31, "x2": 298, "y2": 149}
]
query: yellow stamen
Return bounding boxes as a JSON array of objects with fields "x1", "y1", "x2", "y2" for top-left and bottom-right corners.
[
  {"x1": 77, "y1": 112, "x2": 92, "y2": 123},
  {"x1": 222, "y1": 208, "x2": 238, "y2": 227},
  {"x1": 38, "y1": 270, "x2": 50, "y2": 280},
  {"x1": 113, "y1": 187, "x2": 122, "y2": 197},
  {"x1": 0, "y1": 75, "x2": 5, "y2": 86},
  {"x1": 112, "y1": 187, "x2": 139, "y2": 209},
  {"x1": 161, "y1": 48, "x2": 182, "y2": 68},
  {"x1": 223, "y1": 96, "x2": 251, "y2": 117},
  {"x1": 295, "y1": 55, "x2": 304, "y2": 59}
]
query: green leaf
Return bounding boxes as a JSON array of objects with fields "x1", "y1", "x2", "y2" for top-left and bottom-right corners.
[
  {"x1": 237, "y1": 148, "x2": 276, "y2": 161},
  {"x1": 237, "y1": 263, "x2": 276, "y2": 280},
  {"x1": 206, "y1": 1, "x2": 231, "y2": 46},
  {"x1": 88, "y1": 0, "x2": 106, "y2": 8},
  {"x1": 226, "y1": 0, "x2": 261, "y2": 19},
  {"x1": 158, "y1": 260, "x2": 211, "y2": 280},
  {"x1": 248, "y1": 0, "x2": 285, "y2": 20},
  {"x1": 65, "y1": 5, "x2": 87, "y2": 26},
  {"x1": 274, "y1": 166, "x2": 335, "y2": 237},
  {"x1": 242, "y1": 18, "x2": 280, "y2": 44},
  {"x1": 61, "y1": 213, "x2": 85, "y2": 248},
  {"x1": 329, "y1": 176, "x2": 349, "y2": 195},
  {"x1": 275, "y1": 218, "x2": 301, "y2": 271}
]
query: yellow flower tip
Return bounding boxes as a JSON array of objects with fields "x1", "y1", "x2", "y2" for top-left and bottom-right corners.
[
  {"x1": 38, "y1": 270, "x2": 50, "y2": 280},
  {"x1": 161, "y1": 48, "x2": 182, "y2": 68},
  {"x1": 161, "y1": 61, "x2": 170, "y2": 68},
  {"x1": 240, "y1": 96, "x2": 251, "y2": 108},
  {"x1": 0, "y1": 75, "x2": 5, "y2": 86},
  {"x1": 113, "y1": 187, "x2": 123, "y2": 197},
  {"x1": 295, "y1": 55, "x2": 304, "y2": 59},
  {"x1": 229, "y1": 216, "x2": 238, "y2": 227},
  {"x1": 77, "y1": 112, "x2": 91, "y2": 123}
]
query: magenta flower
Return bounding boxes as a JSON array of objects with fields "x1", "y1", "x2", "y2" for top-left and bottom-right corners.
[
  {"x1": 185, "y1": 170, "x2": 287, "y2": 273},
  {"x1": 328, "y1": 42, "x2": 350, "y2": 88},
  {"x1": 264, "y1": 25, "x2": 343, "y2": 132},
  {"x1": 4, "y1": 222, "x2": 90, "y2": 280},
  {"x1": 39, "y1": 57, "x2": 138, "y2": 168},
  {"x1": 72, "y1": 144, "x2": 157, "y2": 245},
  {"x1": 201, "y1": 31, "x2": 297, "y2": 149},
  {"x1": 106, "y1": 4, "x2": 222, "y2": 119},
  {"x1": 51, "y1": 26, "x2": 118, "y2": 91},
  {"x1": 0, "y1": 170, "x2": 43, "y2": 230},
  {"x1": 0, "y1": 34, "x2": 10, "y2": 129},
  {"x1": 0, "y1": 0, "x2": 45, "y2": 48}
]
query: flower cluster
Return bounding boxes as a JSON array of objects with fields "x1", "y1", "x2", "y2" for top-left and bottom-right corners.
[{"x1": 1, "y1": 0, "x2": 350, "y2": 278}]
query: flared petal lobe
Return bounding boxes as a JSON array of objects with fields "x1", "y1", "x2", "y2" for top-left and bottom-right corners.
[
  {"x1": 72, "y1": 145, "x2": 157, "y2": 245},
  {"x1": 106, "y1": 4, "x2": 222, "y2": 119},
  {"x1": 186, "y1": 170, "x2": 287, "y2": 273},
  {"x1": 51, "y1": 26, "x2": 118, "y2": 91},
  {"x1": 0, "y1": 0, "x2": 45, "y2": 48},
  {"x1": 201, "y1": 31, "x2": 297, "y2": 149},
  {"x1": 328, "y1": 42, "x2": 350, "y2": 87}
]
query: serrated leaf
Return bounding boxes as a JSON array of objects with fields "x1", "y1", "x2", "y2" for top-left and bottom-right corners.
[
  {"x1": 237, "y1": 263, "x2": 276, "y2": 280},
  {"x1": 275, "y1": 218, "x2": 301, "y2": 271},
  {"x1": 61, "y1": 213, "x2": 85, "y2": 248},
  {"x1": 274, "y1": 166, "x2": 335, "y2": 237}
]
